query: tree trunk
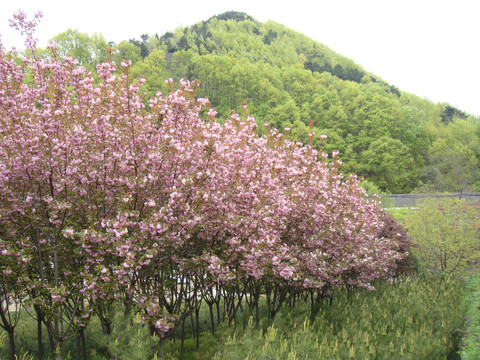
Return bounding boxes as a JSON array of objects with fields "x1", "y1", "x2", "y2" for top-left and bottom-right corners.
[
  {"x1": 7, "y1": 328, "x2": 16, "y2": 360},
  {"x1": 216, "y1": 300, "x2": 221, "y2": 326},
  {"x1": 46, "y1": 323, "x2": 56, "y2": 355},
  {"x1": 180, "y1": 318, "x2": 185, "y2": 360},
  {"x1": 208, "y1": 302, "x2": 215, "y2": 334},
  {"x1": 97, "y1": 302, "x2": 113, "y2": 336},
  {"x1": 75, "y1": 328, "x2": 86, "y2": 360},
  {"x1": 54, "y1": 339, "x2": 64, "y2": 360},
  {"x1": 190, "y1": 313, "x2": 195, "y2": 339},
  {"x1": 75, "y1": 333, "x2": 81, "y2": 360},
  {"x1": 37, "y1": 313, "x2": 44, "y2": 360},
  {"x1": 195, "y1": 307, "x2": 200, "y2": 350}
]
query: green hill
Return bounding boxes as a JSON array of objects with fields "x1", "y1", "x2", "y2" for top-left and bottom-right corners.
[{"x1": 52, "y1": 11, "x2": 480, "y2": 194}]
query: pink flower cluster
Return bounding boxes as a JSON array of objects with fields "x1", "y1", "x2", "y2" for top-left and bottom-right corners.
[{"x1": 0, "y1": 12, "x2": 403, "y2": 339}]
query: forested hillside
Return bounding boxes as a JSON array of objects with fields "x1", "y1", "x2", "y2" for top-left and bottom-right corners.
[{"x1": 50, "y1": 11, "x2": 480, "y2": 193}]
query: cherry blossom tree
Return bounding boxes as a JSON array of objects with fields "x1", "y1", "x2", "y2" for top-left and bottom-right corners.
[{"x1": 0, "y1": 11, "x2": 405, "y2": 359}]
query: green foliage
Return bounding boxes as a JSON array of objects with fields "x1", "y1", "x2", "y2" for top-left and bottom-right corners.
[
  {"x1": 0, "y1": 324, "x2": 34, "y2": 360},
  {"x1": 405, "y1": 198, "x2": 480, "y2": 274},
  {"x1": 460, "y1": 273, "x2": 480, "y2": 359},
  {"x1": 52, "y1": 29, "x2": 109, "y2": 69},
  {"x1": 442, "y1": 104, "x2": 468, "y2": 124},
  {"x1": 0, "y1": 308, "x2": 157, "y2": 360},
  {"x1": 420, "y1": 118, "x2": 480, "y2": 192},
  {"x1": 44, "y1": 12, "x2": 480, "y2": 193},
  {"x1": 113, "y1": 40, "x2": 142, "y2": 65},
  {"x1": 0, "y1": 311, "x2": 42, "y2": 359},
  {"x1": 360, "y1": 136, "x2": 417, "y2": 192},
  {"x1": 1, "y1": 276, "x2": 468, "y2": 359},
  {"x1": 376, "y1": 213, "x2": 417, "y2": 277},
  {"x1": 386, "y1": 206, "x2": 416, "y2": 225},
  {"x1": 99, "y1": 308, "x2": 159, "y2": 360},
  {"x1": 214, "y1": 276, "x2": 465, "y2": 360},
  {"x1": 209, "y1": 11, "x2": 255, "y2": 23},
  {"x1": 130, "y1": 48, "x2": 170, "y2": 97},
  {"x1": 128, "y1": 34, "x2": 149, "y2": 58},
  {"x1": 0, "y1": 332, "x2": 5, "y2": 355}
]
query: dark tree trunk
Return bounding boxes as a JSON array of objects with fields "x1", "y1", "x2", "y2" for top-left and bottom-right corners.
[
  {"x1": 208, "y1": 302, "x2": 215, "y2": 334},
  {"x1": 190, "y1": 313, "x2": 195, "y2": 339},
  {"x1": 216, "y1": 299, "x2": 222, "y2": 326},
  {"x1": 180, "y1": 318, "x2": 185, "y2": 360},
  {"x1": 7, "y1": 328, "x2": 16, "y2": 360},
  {"x1": 75, "y1": 328, "x2": 86, "y2": 360},
  {"x1": 97, "y1": 303, "x2": 113, "y2": 336},
  {"x1": 37, "y1": 313, "x2": 44, "y2": 360},
  {"x1": 195, "y1": 307, "x2": 200, "y2": 349}
]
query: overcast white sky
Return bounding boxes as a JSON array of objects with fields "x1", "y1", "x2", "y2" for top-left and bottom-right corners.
[{"x1": 1, "y1": 0, "x2": 479, "y2": 116}]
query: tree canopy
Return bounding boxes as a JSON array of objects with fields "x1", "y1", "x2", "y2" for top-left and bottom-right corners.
[
  {"x1": 41, "y1": 11, "x2": 480, "y2": 193},
  {"x1": 0, "y1": 11, "x2": 409, "y2": 359}
]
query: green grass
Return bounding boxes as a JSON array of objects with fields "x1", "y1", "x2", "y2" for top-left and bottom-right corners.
[
  {"x1": 460, "y1": 273, "x2": 480, "y2": 359},
  {"x1": 385, "y1": 206, "x2": 417, "y2": 224},
  {"x1": 0, "y1": 275, "x2": 468, "y2": 359},
  {"x1": 214, "y1": 276, "x2": 465, "y2": 360}
]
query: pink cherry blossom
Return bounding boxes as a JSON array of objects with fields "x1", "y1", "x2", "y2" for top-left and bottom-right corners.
[{"x1": 0, "y1": 12, "x2": 406, "y2": 352}]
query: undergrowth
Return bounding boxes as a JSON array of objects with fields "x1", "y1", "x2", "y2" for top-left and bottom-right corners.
[{"x1": 0, "y1": 275, "x2": 467, "y2": 359}]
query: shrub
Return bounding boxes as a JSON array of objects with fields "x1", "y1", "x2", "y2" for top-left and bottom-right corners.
[
  {"x1": 460, "y1": 274, "x2": 480, "y2": 359},
  {"x1": 214, "y1": 276, "x2": 465, "y2": 360},
  {"x1": 376, "y1": 213, "x2": 417, "y2": 277},
  {"x1": 405, "y1": 198, "x2": 480, "y2": 274}
]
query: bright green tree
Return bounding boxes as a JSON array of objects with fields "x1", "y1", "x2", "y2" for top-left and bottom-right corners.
[
  {"x1": 406, "y1": 197, "x2": 480, "y2": 274},
  {"x1": 113, "y1": 40, "x2": 142, "y2": 65},
  {"x1": 52, "y1": 29, "x2": 109, "y2": 69},
  {"x1": 359, "y1": 136, "x2": 417, "y2": 193},
  {"x1": 423, "y1": 139, "x2": 478, "y2": 192},
  {"x1": 130, "y1": 49, "x2": 169, "y2": 96},
  {"x1": 420, "y1": 117, "x2": 480, "y2": 193},
  {"x1": 267, "y1": 98, "x2": 301, "y2": 130}
]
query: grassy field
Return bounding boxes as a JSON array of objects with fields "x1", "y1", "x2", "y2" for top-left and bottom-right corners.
[{"x1": 1, "y1": 274, "x2": 467, "y2": 360}]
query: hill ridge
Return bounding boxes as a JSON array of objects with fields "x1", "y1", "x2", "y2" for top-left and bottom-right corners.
[{"x1": 50, "y1": 11, "x2": 480, "y2": 194}]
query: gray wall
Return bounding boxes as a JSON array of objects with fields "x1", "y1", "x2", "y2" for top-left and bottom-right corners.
[{"x1": 380, "y1": 193, "x2": 480, "y2": 208}]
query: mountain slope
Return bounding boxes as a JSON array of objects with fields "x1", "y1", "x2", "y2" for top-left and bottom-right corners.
[{"x1": 51, "y1": 11, "x2": 480, "y2": 193}]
